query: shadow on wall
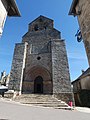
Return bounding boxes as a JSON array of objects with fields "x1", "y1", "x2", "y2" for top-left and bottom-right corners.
[{"x1": 74, "y1": 90, "x2": 90, "y2": 107}]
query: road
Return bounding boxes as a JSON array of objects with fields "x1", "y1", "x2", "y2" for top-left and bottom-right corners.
[{"x1": 0, "y1": 99, "x2": 90, "y2": 120}]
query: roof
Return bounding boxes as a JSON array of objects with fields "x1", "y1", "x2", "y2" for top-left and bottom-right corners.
[
  {"x1": 69, "y1": 0, "x2": 78, "y2": 15},
  {"x1": 72, "y1": 67, "x2": 90, "y2": 84},
  {"x1": 29, "y1": 15, "x2": 53, "y2": 26},
  {"x1": 1, "y1": 0, "x2": 21, "y2": 16}
]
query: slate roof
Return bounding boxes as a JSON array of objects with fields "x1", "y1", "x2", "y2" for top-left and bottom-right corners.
[{"x1": 72, "y1": 67, "x2": 90, "y2": 84}]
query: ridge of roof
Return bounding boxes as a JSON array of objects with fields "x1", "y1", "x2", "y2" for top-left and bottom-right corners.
[{"x1": 29, "y1": 15, "x2": 53, "y2": 25}]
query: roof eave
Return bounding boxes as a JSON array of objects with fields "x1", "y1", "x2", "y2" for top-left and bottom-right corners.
[
  {"x1": 2, "y1": 0, "x2": 21, "y2": 17},
  {"x1": 72, "y1": 79, "x2": 80, "y2": 84},
  {"x1": 72, "y1": 67, "x2": 90, "y2": 84},
  {"x1": 69, "y1": 0, "x2": 78, "y2": 16}
]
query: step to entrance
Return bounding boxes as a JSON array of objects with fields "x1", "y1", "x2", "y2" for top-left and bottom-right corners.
[{"x1": 13, "y1": 94, "x2": 72, "y2": 109}]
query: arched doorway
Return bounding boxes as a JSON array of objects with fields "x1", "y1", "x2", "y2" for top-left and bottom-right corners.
[
  {"x1": 22, "y1": 66, "x2": 52, "y2": 94},
  {"x1": 34, "y1": 76, "x2": 43, "y2": 94}
]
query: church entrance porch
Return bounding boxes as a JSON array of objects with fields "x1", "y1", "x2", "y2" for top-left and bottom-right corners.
[
  {"x1": 34, "y1": 76, "x2": 43, "y2": 94},
  {"x1": 22, "y1": 66, "x2": 52, "y2": 94}
]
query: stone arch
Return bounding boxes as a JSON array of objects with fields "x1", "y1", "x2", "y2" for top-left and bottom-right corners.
[
  {"x1": 22, "y1": 66, "x2": 52, "y2": 94},
  {"x1": 25, "y1": 66, "x2": 51, "y2": 81}
]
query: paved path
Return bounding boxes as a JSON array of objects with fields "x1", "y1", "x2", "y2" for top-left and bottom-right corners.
[
  {"x1": 76, "y1": 107, "x2": 90, "y2": 113},
  {"x1": 0, "y1": 99, "x2": 90, "y2": 120}
]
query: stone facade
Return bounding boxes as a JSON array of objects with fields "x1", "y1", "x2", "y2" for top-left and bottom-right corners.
[
  {"x1": 9, "y1": 43, "x2": 28, "y2": 93},
  {"x1": 8, "y1": 15, "x2": 72, "y2": 102},
  {"x1": 69, "y1": 0, "x2": 90, "y2": 65}
]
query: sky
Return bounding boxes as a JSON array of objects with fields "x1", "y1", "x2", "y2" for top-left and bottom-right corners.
[{"x1": 0, "y1": 0, "x2": 89, "y2": 81}]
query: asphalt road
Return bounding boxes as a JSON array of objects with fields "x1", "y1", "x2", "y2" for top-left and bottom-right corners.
[{"x1": 0, "y1": 99, "x2": 90, "y2": 120}]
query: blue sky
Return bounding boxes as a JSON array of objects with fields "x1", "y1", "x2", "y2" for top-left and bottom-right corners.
[{"x1": 0, "y1": 0, "x2": 89, "y2": 81}]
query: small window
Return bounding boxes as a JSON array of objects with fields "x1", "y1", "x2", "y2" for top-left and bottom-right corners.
[
  {"x1": 39, "y1": 18, "x2": 43, "y2": 22},
  {"x1": 34, "y1": 25, "x2": 39, "y2": 31},
  {"x1": 44, "y1": 26, "x2": 47, "y2": 30}
]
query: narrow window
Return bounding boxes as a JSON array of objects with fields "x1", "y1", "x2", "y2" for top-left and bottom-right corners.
[{"x1": 34, "y1": 25, "x2": 39, "y2": 31}]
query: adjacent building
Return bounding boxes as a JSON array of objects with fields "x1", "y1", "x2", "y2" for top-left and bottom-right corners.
[
  {"x1": 0, "y1": 0, "x2": 20, "y2": 35},
  {"x1": 72, "y1": 68, "x2": 90, "y2": 107},
  {"x1": 8, "y1": 15, "x2": 73, "y2": 104},
  {"x1": 69, "y1": 0, "x2": 90, "y2": 65},
  {"x1": 69, "y1": 0, "x2": 90, "y2": 107}
]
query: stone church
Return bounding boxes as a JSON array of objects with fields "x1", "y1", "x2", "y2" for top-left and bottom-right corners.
[{"x1": 8, "y1": 15, "x2": 73, "y2": 103}]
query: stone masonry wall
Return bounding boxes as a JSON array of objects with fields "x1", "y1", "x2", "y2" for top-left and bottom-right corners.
[
  {"x1": 51, "y1": 39, "x2": 72, "y2": 93},
  {"x1": 22, "y1": 29, "x2": 60, "y2": 44},
  {"x1": 8, "y1": 42, "x2": 28, "y2": 93},
  {"x1": 76, "y1": 0, "x2": 90, "y2": 65}
]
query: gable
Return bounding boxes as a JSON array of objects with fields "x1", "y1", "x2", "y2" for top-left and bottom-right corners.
[{"x1": 28, "y1": 15, "x2": 54, "y2": 32}]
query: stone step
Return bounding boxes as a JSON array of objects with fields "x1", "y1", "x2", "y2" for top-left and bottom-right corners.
[
  {"x1": 15, "y1": 98, "x2": 62, "y2": 103},
  {"x1": 19, "y1": 101, "x2": 67, "y2": 105},
  {"x1": 22, "y1": 98, "x2": 60, "y2": 101},
  {"x1": 27, "y1": 104, "x2": 68, "y2": 108},
  {"x1": 15, "y1": 99, "x2": 62, "y2": 103},
  {"x1": 19, "y1": 101, "x2": 68, "y2": 107},
  {"x1": 14, "y1": 94, "x2": 57, "y2": 98},
  {"x1": 16, "y1": 95, "x2": 54, "y2": 99},
  {"x1": 13, "y1": 94, "x2": 70, "y2": 109},
  {"x1": 21, "y1": 102, "x2": 68, "y2": 108}
]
